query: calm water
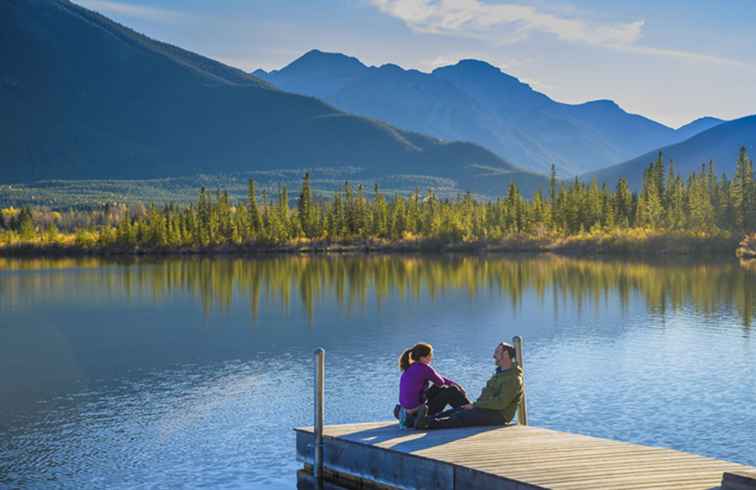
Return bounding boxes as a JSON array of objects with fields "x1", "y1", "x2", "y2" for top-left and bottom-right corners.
[{"x1": 0, "y1": 255, "x2": 754, "y2": 489}]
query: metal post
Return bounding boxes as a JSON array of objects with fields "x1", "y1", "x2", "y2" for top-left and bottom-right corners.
[
  {"x1": 512, "y1": 336, "x2": 528, "y2": 426},
  {"x1": 313, "y1": 348, "x2": 325, "y2": 486}
]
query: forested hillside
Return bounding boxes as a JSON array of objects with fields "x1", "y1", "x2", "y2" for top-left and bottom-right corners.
[{"x1": 0, "y1": 0, "x2": 543, "y2": 197}]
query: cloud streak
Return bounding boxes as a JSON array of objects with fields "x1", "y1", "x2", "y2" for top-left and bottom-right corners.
[
  {"x1": 370, "y1": 0, "x2": 644, "y2": 47},
  {"x1": 617, "y1": 44, "x2": 753, "y2": 69},
  {"x1": 75, "y1": 0, "x2": 186, "y2": 22},
  {"x1": 371, "y1": 0, "x2": 754, "y2": 68}
]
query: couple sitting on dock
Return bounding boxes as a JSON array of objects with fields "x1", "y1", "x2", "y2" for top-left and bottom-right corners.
[{"x1": 395, "y1": 342, "x2": 523, "y2": 430}]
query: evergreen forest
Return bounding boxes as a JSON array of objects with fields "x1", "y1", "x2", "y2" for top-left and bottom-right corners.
[{"x1": 1, "y1": 149, "x2": 754, "y2": 256}]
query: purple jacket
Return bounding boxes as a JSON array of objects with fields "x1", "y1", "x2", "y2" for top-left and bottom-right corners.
[{"x1": 399, "y1": 362, "x2": 454, "y2": 410}]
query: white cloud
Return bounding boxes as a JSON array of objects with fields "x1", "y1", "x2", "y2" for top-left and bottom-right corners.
[
  {"x1": 617, "y1": 44, "x2": 753, "y2": 69},
  {"x1": 75, "y1": 0, "x2": 186, "y2": 22},
  {"x1": 370, "y1": 0, "x2": 644, "y2": 47},
  {"x1": 370, "y1": 0, "x2": 753, "y2": 68}
]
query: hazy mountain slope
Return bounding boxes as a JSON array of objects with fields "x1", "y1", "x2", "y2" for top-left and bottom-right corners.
[
  {"x1": 585, "y1": 115, "x2": 756, "y2": 189},
  {"x1": 675, "y1": 117, "x2": 725, "y2": 141},
  {"x1": 0, "y1": 0, "x2": 543, "y2": 197},
  {"x1": 257, "y1": 52, "x2": 721, "y2": 176}
]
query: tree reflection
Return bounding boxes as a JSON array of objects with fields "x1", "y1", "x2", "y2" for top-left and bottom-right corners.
[{"x1": 0, "y1": 255, "x2": 753, "y2": 327}]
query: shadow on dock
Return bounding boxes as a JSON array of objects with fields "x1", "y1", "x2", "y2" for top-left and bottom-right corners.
[
  {"x1": 331, "y1": 422, "x2": 512, "y2": 453},
  {"x1": 296, "y1": 421, "x2": 756, "y2": 490}
]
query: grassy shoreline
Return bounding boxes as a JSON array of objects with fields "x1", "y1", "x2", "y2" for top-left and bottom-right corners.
[{"x1": 0, "y1": 229, "x2": 743, "y2": 258}]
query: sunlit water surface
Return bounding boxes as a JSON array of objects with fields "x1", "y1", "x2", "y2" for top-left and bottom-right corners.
[{"x1": 0, "y1": 255, "x2": 754, "y2": 489}]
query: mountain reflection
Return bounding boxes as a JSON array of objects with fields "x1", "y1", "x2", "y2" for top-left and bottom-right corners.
[{"x1": 0, "y1": 255, "x2": 753, "y2": 327}]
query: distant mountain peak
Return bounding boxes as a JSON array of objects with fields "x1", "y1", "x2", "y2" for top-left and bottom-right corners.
[
  {"x1": 253, "y1": 49, "x2": 369, "y2": 97},
  {"x1": 457, "y1": 58, "x2": 499, "y2": 68},
  {"x1": 378, "y1": 63, "x2": 404, "y2": 72},
  {"x1": 675, "y1": 116, "x2": 725, "y2": 141},
  {"x1": 576, "y1": 99, "x2": 623, "y2": 112},
  {"x1": 676, "y1": 116, "x2": 723, "y2": 131},
  {"x1": 432, "y1": 59, "x2": 531, "y2": 93},
  {"x1": 582, "y1": 99, "x2": 620, "y2": 108},
  {"x1": 285, "y1": 49, "x2": 366, "y2": 71},
  {"x1": 435, "y1": 58, "x2": 505, "y2": 76}
]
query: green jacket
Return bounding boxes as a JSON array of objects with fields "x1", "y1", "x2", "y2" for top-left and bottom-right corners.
[{"x1": 473, "y1": 365, "x2": 523, "y2": 422}]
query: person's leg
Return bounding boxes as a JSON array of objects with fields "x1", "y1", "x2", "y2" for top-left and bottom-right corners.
[
  {"x1": 434, "y1": 407, "x2": 463, "y2": 419},
  {"x1": 422, "y1": 408, "x2": 506, "y2": 430},
  {"x1": 424, "y1": 386, "x2": 448, "y2": 415},
  {"x1": 445, "y1": 385, "x2": 472, "y2": 409},
  {"x1": 425, "y1": 386, "x2": 472, "y2": 415},
  {"x1": 410, "y1": 406, "x2": 458, "y2": 429}
]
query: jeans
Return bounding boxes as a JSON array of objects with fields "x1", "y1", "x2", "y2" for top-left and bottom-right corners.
[
  {"x1": 425, "y1": 407, "x2": 508, "y2": 429},
  {"x1": 425, "y1": 384, "x2": 471, "y2": 415}
]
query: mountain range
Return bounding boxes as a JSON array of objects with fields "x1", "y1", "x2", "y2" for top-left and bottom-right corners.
[
  {"x1": 3, "y1": 0, "x2": 752, "y2": 201},
  {"x1": 254, "y1": 50, "x2": 725, "y2": 176},
  {"x1": 0, "y1": 0, "x2": 545, "y2": 197}
]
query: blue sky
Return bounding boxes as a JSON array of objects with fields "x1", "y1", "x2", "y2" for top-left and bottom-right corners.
[{"x1": 75, "y1": 0, "x2": 756, "y2": 127}]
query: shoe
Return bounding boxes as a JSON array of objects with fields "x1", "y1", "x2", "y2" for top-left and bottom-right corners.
[
  {"x1": 413, "y1": 404, "x2": 429, "y2": 429},
  {"x1": 393, "y1": 404, "x2": 401, "y2": 420},
  {"x1": 398, "y1": 407, "x2": 411, "y2": 429}
]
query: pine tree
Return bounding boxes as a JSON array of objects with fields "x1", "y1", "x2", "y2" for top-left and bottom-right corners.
[
  {"x1": 353, "y1": 184, "x2": 369, "y2": 238},
  {"x1": 587, "y1": 179, "x2": 602, "y2": 230},
  {"x1": 277, "y1": 185, "x2": 290, "y2": 240},
  {"x1": 638, "y1": 163, "x2": 663, "y2": 227},
  {"x1": 688, "y1": 170, "x2": 715, "y2": 230},
  {"x1": 371, "y1": 184, "x2": 389, "y2": 238},
  {"x1": 247, "y1": 179, "x2": 262, "y2": 239},
  {"x1": 653, "y1": 152, "x2": 666, "y2": 206},
  {"x1": 297, "y1": 173, "x2": 318, "y2": 239},
  {"x1": 549, "y1": 163, "x2": 557, "y2": 209},
  {"x1": 390, "y1": 195, "x2": 406, "y2": 240},
  {"x1": 506, "y1": 183, "x2": 524, "y2": 233},
  {"x1": 17, "y1": 208, "x2": 35, "y2": 240},
  {"x1": 732, "y1": 146, "x2": 754, "y2": 230}
]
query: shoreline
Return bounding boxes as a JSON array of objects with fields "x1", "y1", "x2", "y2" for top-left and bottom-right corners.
[{"x1": 0, "y1": 231, "x2": 744, "y2": 259}]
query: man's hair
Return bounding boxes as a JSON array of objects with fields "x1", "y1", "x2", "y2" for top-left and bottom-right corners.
[{"x1": 498, "y1": 342, "x2": 516, "y2": 360}]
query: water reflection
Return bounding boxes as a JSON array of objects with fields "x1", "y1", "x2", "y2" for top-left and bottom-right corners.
[
  {"x1": 1, "y1": 254, "x2": 753, "y2": 327},
  {"x1": 1, "y1": 254, "x2": 755, "y2": 488}
]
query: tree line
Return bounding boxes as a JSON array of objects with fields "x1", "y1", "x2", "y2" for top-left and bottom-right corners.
[{"x1": 0, "y1": 148, "x2": 753, "y2": 251}]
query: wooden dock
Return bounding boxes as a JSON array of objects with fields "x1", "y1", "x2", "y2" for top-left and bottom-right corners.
[{"x1": 296, "y1": 421, "x2": 756, "y2": 490}]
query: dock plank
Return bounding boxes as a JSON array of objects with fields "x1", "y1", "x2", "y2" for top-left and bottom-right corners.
[{"x1": 296, "y1": 421, "x2": 755, "y2": 490}]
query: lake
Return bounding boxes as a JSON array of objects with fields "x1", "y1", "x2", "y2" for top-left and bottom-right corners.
[{"x1": 0, "y1": 254, "x2": 754, "y2": 489}]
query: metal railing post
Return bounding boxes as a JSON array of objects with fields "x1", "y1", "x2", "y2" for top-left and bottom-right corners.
[
  {"x1": 512, "y1": 336, "x2": 528, "y2": 426},
  {"x1": 313, "y1": 348, "x2": 325, "y2": 486}
]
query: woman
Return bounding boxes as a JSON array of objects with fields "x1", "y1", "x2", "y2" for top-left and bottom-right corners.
[{"x1": 396, "y1": 343, "x2": 470, "y2": 428}]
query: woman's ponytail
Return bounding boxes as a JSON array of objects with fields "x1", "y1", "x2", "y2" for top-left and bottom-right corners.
[
  {"x1": 399, "y1": 343, "x2": 433, "y2": 371},
  {"x1": 399, "y1": 348, "x2": 412, "y2": 371}
]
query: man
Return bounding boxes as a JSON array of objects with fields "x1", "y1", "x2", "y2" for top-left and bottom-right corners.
[{"x1": 414, "y1": 342, "x2": 523, "y2": 429}]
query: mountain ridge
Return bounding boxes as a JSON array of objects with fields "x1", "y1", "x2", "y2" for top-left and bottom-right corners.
[{"x1": 255, "y1": 50, "x2": 725, "y2": 176}]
